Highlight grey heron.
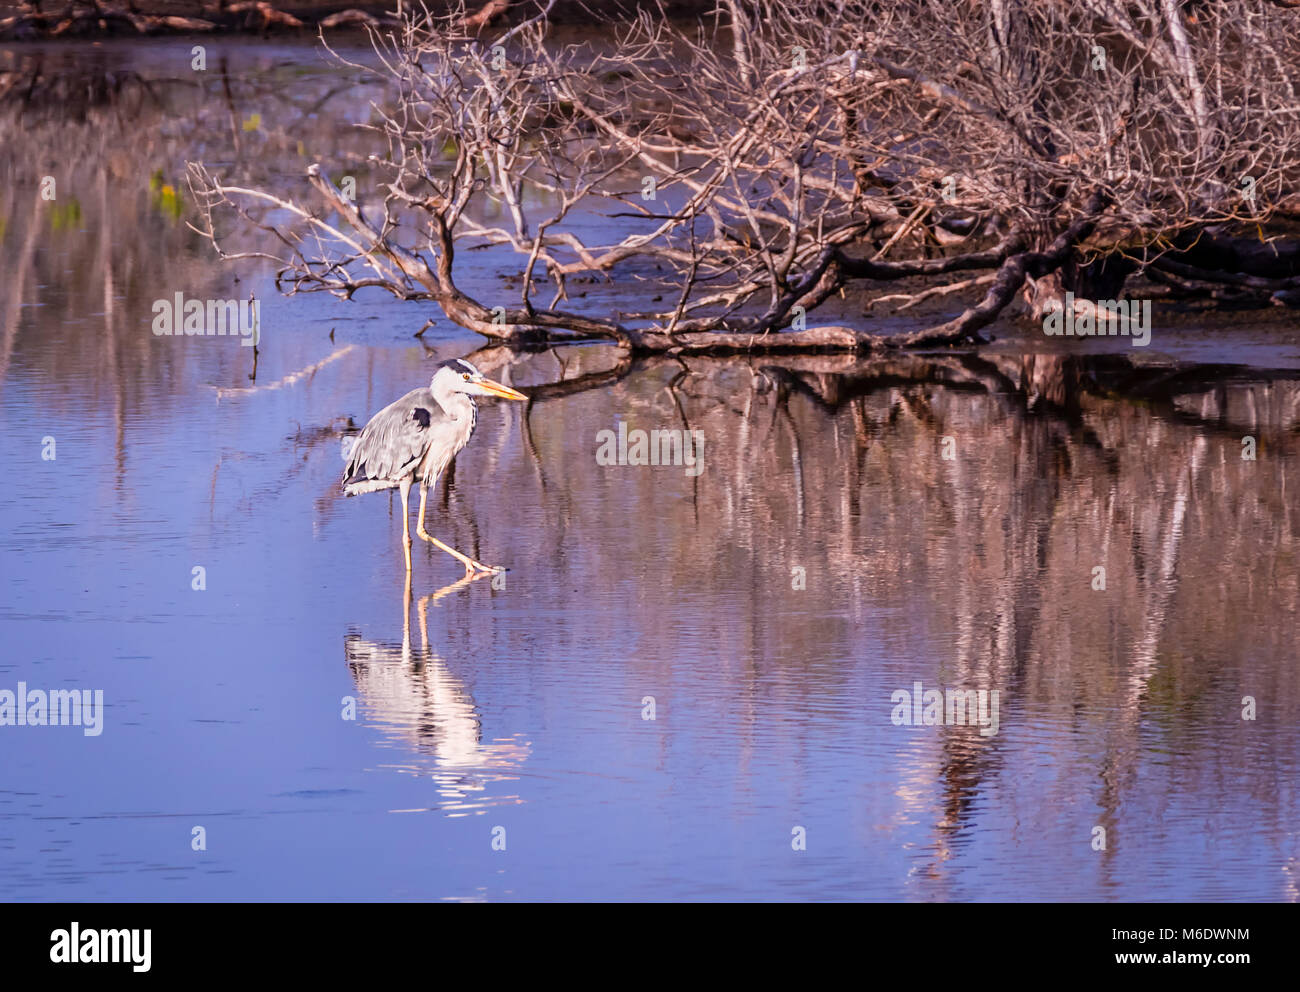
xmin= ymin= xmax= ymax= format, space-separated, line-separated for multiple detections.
xmin=343 ymin=357 xmax=527 ymax=575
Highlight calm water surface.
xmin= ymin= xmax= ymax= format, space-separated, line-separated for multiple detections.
xmin=1 ymin=39 xmax=1298 ymax=901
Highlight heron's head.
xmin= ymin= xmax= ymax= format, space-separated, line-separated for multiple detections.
xmin=432 ymin=358 xmax=527 ymax=402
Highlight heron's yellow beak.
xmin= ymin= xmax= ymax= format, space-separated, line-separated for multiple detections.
xmin=478 ymin=378 xmax=528 ymax=401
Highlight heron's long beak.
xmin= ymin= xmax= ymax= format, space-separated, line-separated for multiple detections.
xmin=478 ymin=378 xmax=528 ymax=401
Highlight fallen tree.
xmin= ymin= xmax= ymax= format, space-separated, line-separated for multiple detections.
xmin=189 ymin=0 xmax=1300 ymax=355
xmin=0 ymin=0 xmax=523 ymax=38
xmin=0 ymin=0 xmax=313 ymax=37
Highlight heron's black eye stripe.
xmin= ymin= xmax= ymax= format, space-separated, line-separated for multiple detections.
xmin=412 ymin=408 xmax=431 ymax=428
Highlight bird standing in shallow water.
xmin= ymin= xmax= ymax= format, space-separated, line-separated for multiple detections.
xmin=343 ymin=357 xmax=527 ymax=575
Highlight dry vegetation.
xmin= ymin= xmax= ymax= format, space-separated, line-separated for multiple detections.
xmin=189 ymin=0 xmax=1300 ymax=354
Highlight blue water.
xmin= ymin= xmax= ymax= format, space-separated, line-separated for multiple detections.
xmin=1 ymin=38 xmax=1298 ymax=901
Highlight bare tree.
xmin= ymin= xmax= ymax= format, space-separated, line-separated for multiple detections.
xmin=188 ymin=0 xmax=1300 ymax=355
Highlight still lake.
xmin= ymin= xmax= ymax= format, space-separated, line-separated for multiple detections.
xmin=1 ymin=38 xmax=1298 ymax=901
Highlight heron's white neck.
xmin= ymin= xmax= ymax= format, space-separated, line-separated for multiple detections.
xmin=431 ymin=379 xmax=476 ymax=421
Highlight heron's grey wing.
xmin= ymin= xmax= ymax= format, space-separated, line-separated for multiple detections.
xmin=343 ymin=387 xmax=447 ymax=489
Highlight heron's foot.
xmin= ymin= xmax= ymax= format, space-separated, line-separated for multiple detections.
xmin=415 ymin=527 xmax=497 ymax=575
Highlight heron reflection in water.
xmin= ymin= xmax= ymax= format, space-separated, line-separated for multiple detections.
xmin=344 ymin=573 xmax=531 ymax=812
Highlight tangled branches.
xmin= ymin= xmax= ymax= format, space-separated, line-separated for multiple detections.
xmin=189 ymin=0 xmax=1300 ymax=354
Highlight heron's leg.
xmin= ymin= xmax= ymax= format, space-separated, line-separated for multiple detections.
xmin=399 ymin=478 xmax=413 ymax=574
xmin=401 ymin=567 xmax=412 ymax=654
xmin=415 ymin=480 xmax=501 ymax=574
